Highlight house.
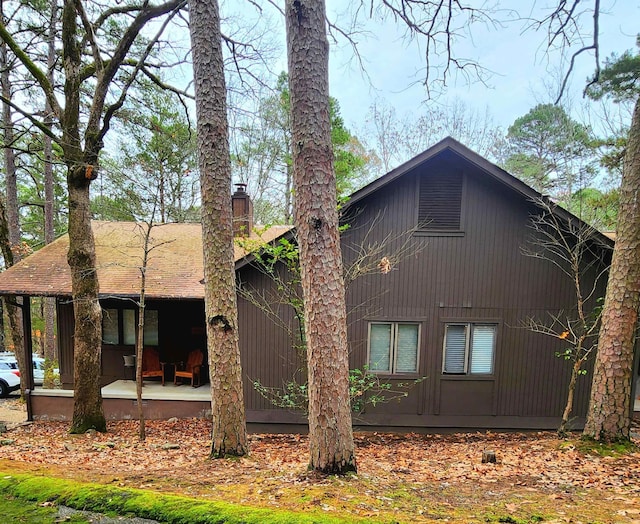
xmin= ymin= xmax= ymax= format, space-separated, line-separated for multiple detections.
xmin=0 ymin=138 xmax=634 ymax=429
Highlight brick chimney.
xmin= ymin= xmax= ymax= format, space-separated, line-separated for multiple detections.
xmin=232 ymin=183 xmax=253 ymax=237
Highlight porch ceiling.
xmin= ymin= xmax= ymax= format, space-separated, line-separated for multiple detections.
xmin=0 ymin=221 xmax=291 ymax=299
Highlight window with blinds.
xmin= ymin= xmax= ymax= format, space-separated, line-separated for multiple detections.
xmin=443 ymin=323 xmax=496 ymax=375
xmin=418 ymin=171 xmax=463 ymax=230
xmin=368 ymin=322 xmax=420 ymax=374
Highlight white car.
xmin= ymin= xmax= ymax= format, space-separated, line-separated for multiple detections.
xmin=0 ymin=365 xmax=20 ymax=397
xmin=0 ymin=355 xmax=55 ymax=387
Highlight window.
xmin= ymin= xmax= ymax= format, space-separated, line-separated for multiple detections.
xmin=102 ymin=308 xmax=158 ymax=346
xmin=418 ymin=172 xmax=463 ymax=231
xmin=368 ymin=322 xmax=420 ymax=374
xmin=102 ymin=309 xmax=120 ymax=345
xmin=443 ymin=323 xmax=496 ymax=374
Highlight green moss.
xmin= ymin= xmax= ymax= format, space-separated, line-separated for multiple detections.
xmin=0 ymin=473 xmax=371 ymax=523
xmin=574 ymin=437 xmax=638 ymax=456
xmin=0 ymin=493 xmax=87 ymax=523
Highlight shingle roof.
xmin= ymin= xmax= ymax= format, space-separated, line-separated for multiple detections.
xmin=0 ymin=221 xmax=291 ymax=299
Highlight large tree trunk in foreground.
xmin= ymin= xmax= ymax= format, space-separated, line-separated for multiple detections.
xmin=583 ymin=97 xmax=640 ymax=442
xmin=62 ymin=0 xmax=105 ymax=434
xmin=189 ymin=0 xmax=247 ymax=457
xmin=286 ymin=0 xmax=356 ymax=474
xmin=68 ymin=173 xmax=105 ymax=433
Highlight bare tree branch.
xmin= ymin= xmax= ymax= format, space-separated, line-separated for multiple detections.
xmin=0 ymin=20 xmax=62 ymax=119
xmin=97 ymin=2 xmax=186 ymax=146
xmin=0 ymin=94 xmax=60 ymax=143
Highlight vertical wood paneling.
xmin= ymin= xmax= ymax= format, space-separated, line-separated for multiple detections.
xmin=51 ymin=149 xmax=609 ymax=429
xmin=338 ymin=153 xmax=609 ymax=425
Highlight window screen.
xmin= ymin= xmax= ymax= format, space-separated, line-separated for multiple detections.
xmin=368 ymin=322 xmax=420 ymax=374
xmin=396 ymin=324 xmax=419 ymax=373
xmin=144 ymin=310 xmax=159 ymax=346
xmin=470 ymin=325 xmax=495 ymax=374
xmin=102 ymin=309 xmax=119 ymax=345
xmin=444 ymin=324 xmax=467 ymax=373
xmin=123 ymin=309 xmax=136 ymax=345
xmin=369 ymin=323 xmax=392 ymax=372
xmin=101 ymin=307 xmax=159 ymax=346
xmin=443 ymin=323 xmax=496 ymax=375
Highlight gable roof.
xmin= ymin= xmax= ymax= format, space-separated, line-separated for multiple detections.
xmin=349 ymin=136 xmax=542 ymax=205
xmin=0 ymin=221 xmax=291 ymax=299
xmin=0 ymin=137 xmax=612 ymax=298
xmin=346 ymin=136 xmax=613 ymax=247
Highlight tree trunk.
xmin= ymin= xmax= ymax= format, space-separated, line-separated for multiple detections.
xmin=583 ymin=97 xmax=640 ymax=442
xmin=0 ymin=35 xmax=25 ymax=391
xmin=61 ymin=0 xmax=105 ymax=434
xmin=43 ymin=0 xmax=58 ymax=386
xmin=189 ymin=0 xmax=247 ymax=457
xmin=285 ymin=0 xmax=356 ymax=474
xmin=1 ymin=37 xmax=19 ymax=257
xmin=559 ymin=359 xmax=580 ymax=437
xmin=68 ymin=170 xmax=106 ymax=433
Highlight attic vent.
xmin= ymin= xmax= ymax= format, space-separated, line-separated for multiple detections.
xmin=418 ymin=172 xmax=463 ymax=230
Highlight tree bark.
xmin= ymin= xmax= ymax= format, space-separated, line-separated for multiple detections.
xmin=1 ymin=25 xmax=25 ymax=392
xmin=135 ymin=224 xmax=150 ymax=442
xmin=67 ymin=169 xmax=105 ymax=433
xmin=1 ymin=36 xmax=19 ymax=257
xmin=43 ymin=0 xmax=58 ymax=385
xmin=62 ymin=0 xmax=105 ymax=433
xmin=189 ymin=0 xmax=247 ymax=457
xmin=285 ymin=0 xmax=356 ymax=474
xmin=583 ymin=97 xmax=640 ymax=442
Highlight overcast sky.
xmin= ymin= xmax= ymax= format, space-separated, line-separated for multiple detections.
xmin=318 ymin=1 xmax=638 ymax=134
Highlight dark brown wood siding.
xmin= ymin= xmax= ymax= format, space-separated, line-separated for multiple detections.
xmin=54 ymin=150 xmax=611 ymax=429
xmin=236 ymin=150 xmax=610 ymax=429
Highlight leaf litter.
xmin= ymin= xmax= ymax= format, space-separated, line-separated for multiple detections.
xmin=0 ymin=418 xmax=639 ymax=522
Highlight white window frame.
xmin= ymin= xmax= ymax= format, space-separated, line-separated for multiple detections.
xmin=442 ymin=323 xmax=496 ymax=375
xmin=367 ymin=322 xmax=421 ymax=375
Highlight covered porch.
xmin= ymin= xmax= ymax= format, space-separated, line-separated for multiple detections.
xmin=28 ymin=380 xmax=212 ymax=421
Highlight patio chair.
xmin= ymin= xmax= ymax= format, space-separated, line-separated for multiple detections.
xmin=142 ymin=347 xmax=166 ymax=386
xmin=173 ymin=349 xmax=204 ymax=387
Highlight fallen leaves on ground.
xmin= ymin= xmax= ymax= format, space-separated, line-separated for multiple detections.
xmin=1 ymin=419 xmax=639 ymax=523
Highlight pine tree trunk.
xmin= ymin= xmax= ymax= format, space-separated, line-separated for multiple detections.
xmin=286 ymin=0 xmax=356 ymax=474
xmin=583 ymin=97 xmax=640 ymax=442
xmin=189 ymin=0 xmax=247 ymax=457
xmin=1 ymin=32 xmax=25 ymax=392
xmin=1 ymin=38 xmax=19 ymax=257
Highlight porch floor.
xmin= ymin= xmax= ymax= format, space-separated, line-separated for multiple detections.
xmin=102 ymin=380 xmax=211 ymax=401
xmin=32 ymin=379 xmax=211 ymax=402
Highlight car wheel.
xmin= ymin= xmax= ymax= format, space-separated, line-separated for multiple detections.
xmin=0 ymin=380 xmax=8 ymax=398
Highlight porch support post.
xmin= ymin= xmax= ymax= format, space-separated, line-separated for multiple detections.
xmin=21 ymin=295 xmax=34 ymax=397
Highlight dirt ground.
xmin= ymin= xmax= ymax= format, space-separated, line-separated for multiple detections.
xmin=0 ymin=415 xmax=639 ymax=523
xmin=0 ymin=395 xmax=27 ymax=426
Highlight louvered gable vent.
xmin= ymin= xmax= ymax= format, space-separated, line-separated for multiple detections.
xmin=418 ymin=171 xmax=462 ymax=230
